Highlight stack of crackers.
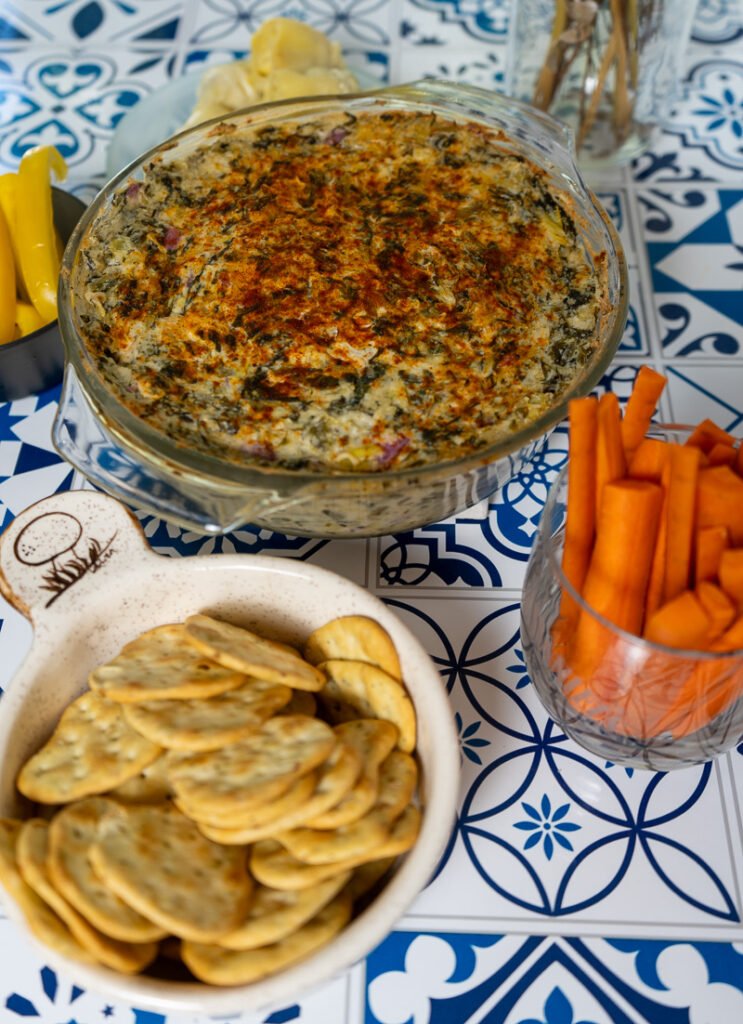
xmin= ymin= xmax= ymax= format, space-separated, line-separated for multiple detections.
xmin=0 ymin=613 xmax=421 ymax=986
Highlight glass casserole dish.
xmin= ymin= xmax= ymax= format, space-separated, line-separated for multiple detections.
xmin=55 ymin=79 xmax=628 ymax=538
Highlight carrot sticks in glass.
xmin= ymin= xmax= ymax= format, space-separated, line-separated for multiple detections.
xmin=554 ymin=370 xmax=743 ymax=738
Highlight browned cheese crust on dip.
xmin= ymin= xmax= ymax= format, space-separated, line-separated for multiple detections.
xmin=76 ymin=109 xmax=606 ymax=472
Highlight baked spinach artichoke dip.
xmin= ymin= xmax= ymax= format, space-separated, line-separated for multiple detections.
xmin=76 ymin=109 xmax=607 ymax=473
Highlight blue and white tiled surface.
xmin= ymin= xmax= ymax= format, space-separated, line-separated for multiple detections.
xmin=1 ymin=1 xmax=742 ymax=1022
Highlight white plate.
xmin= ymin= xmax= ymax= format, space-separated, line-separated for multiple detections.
xmin=106 ymin=67 xmax=380 ymax=178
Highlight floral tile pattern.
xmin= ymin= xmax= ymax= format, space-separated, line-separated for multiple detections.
xmin=0 ymin=44 xmax=177 ymax=177
xmin=365 ymin=933 xmax=743 ymax=1024
xmin=641 ymin=187 xmax=743 ymax=358
xmin=0 ymin=2 xmax=742 ymax=1023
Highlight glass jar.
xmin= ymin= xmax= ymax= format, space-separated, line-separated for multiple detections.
xmin=507 ymin=0 xmax=699 ymax=167
xmin=520 ymin=442 xmax=743 ymax=770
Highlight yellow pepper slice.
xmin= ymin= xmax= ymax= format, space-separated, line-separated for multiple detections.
xmin=0 ymin=203 xmax=16 ymax=345
xmin=16 ymin=145 xmax=68 ymax=323
xmin=15 ymin=300 xmax=45 ymax=338
xmin=0 ymin=173 xmax=29 ymax=301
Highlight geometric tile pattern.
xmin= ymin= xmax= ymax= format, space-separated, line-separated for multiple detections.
xmin=0 ymin=1 xmax=742 ymax=1022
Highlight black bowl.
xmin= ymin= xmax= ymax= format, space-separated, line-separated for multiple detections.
xmin=0 ymin=187 xmax=87 ymax=402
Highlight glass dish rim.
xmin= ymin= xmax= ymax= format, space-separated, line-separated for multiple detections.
xmin=58 ymin=78 xmax=628 ymax=488
xmin=541 ymin=423 xmax=743 ymax=661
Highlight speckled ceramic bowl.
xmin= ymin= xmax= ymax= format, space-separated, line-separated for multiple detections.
xmin=0 ymin=489 xmax=460 ymax=1016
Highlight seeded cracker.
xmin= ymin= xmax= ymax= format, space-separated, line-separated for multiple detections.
xmin=307 ymin=719 xmax=398 ymax=829
xmin=185 ymin=614 xmax=326 ymax=691
xmin=250 ymin=806 xmax=421 ymax=890
xmin=89 ymin=623 xmax=247 ymax=702
xmin=166 ymin=715 xmax=336 ymax=816
xmin=0 ymin=819 xmax=95 ymax=965
xmin=182 ymin=891 xmax=352 ymax=986
xmin=17 ymin=690 xmax=162 ymax=804
xmin=318 ymin=660 xmax=416 ymax=752
xmin=105 ymin=755 xmax=173 ymax=804
xmin=89 ymin=802 xmax=252 ymax=942
xmin=47 ymin=798 xmax=167 ymax=943
xmin=347 ymin=857 xmax=396 ymax=902
xmin=121 ymin=677 xmax=292 ymax=751
xmin=180 ymin=771 xmax=319 ymax=831
xmin=304 ymin=616 xmax=403 ymax=680
xmin=280 ymin=690 xmax=318 ymax=717
xmin=277 ymin=751 xmax=417 ymax=864
xmin=218 ymin=873 xmax=351 ymax=951
xmin=195 ymin=741 xmax=361 ymax=844
xmin=17 ymin=819 xmax=159 ymax=973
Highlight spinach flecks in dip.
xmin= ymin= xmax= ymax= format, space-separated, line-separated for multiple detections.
xmin=76 ymin=110 xmax=605 ymax=472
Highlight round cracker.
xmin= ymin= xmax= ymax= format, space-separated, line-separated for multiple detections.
xmin=276 ymin=752 xmax=417 ymax=865
xmin=121 ymin=677 xmax=292 ymax=751
xmin=304 ymin=615 xmax=402 ymax=680
xmin=179 ymin=771 xmax=318 ymax=832
xmin=167 ymin=715 xmax=336 ymax=816
xmin=279 ymin=690 xmax=317 ymax=717
xmin=89 ymin=623 xmax=247 ymax=703
xmin=317 ymin=660 xmax=416 ymax=752
xmin=185 ymin=614 xmax=326 ymax=692
xmin=89 ymin=802 xmax=252 ymax=942
xmin=182 ymin=891 xmax=352 ymax=986
xmin=218 ymin=873 xmax=350 ymax=951
xmin=195 ymin=741 xmax=361 ymax=844
xmin=47 ymin=798 xmax=167 ymax=943
xmin=0 ymin=819 xmax=95 ymax=965
xmin=307 ymin=719 xmax=398 ymax=829
xmin=105 ymin=760 xmax=173 ymax=805
xmin=17 ymin=690 xmax=162 ymax=805
xmin=17 ymin=819 xmax=159 ymax=974
xmin=250 ymin=806 xmax=421 ymax=890
xmin=347 ymin=857 xmax=396 ymax=903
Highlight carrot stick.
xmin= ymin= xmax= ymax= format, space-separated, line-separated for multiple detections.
xmin=694 ymin=525 xmax=728 ymax=584
xmin=708 ymin=443 xmax=737 ymax=467
xmin=620 ymin=366 xmax=666 ymax=455
xmin=696 ymin=581 xmax=736 ymax=640
xmin=559 ymin=397 xmax=599 ymax=628
xmin=696 ymin=466 xmax=743 ymax=544
xmin=595 ymin=392 xmax=626 ymax=520
xmin=628 ymin=437 xmax=670 ymax=482
xmin=735 ymin=443 xmax=743 ymax=478
xmin=719 ymin=549 xmax=743 ymax=608
xmin=644 ymin=590 xmax=710 ymax=648
xmin=569 ymin=479 xmax=663 ymax=698
xmin=645 ymin=459 xmax=671 ymax=621
xmin=685 ymin=418 xmax=735 ymax=453
xmin=663 ymin=443 xmax=701 ymax=603
xmin=701 ymin=662 xmax=743 ymax=730
xmin=714 ymin=615 xmax=743 ymax=652
xmin=652 ymin=654 xmax=742 ymax=739
xmin=617 ymin=650 xmax=698 ymax=739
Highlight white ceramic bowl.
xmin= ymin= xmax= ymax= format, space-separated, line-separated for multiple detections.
xmin=0 ymin=490 xmax=460 ymax=1016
